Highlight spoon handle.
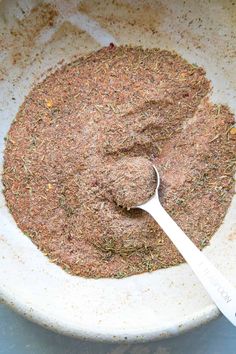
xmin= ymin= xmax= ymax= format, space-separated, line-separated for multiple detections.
xmin=141 ymin=196 xmax=236 ymax=327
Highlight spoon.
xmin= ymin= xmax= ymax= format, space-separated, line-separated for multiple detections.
xmin=136 ymin=166 xmax=236 ymax=326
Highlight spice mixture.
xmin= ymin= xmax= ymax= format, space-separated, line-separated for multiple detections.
xmin=3 ymin=46 xmax=236 ymax=278
xmin=105 ymin=157 xmax=156 ymax=209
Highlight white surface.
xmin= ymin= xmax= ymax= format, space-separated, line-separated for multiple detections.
xmin=0 ymin=0 xmax=236 ymax=342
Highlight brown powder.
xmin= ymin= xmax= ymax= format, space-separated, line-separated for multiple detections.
xmin=105 ymin=157 xmax=156 ymax=209
xmin=3 ymin=45 xmax=236 ymax=278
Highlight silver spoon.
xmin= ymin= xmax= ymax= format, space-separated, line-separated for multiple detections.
xmin=136 ymin=166 xmax=236 ymax=327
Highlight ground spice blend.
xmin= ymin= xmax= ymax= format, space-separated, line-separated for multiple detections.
xmin=106 ymin=157 xmax=157 ymax=209
xmin=3 ymin=45 xmax=236 ymax=278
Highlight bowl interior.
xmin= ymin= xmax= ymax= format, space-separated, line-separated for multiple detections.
xmin=0 ymin=0 xmax=236 ymax=342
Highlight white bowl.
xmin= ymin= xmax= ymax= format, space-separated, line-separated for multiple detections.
xmin=0 ymin=0 xmax=236 ymax=343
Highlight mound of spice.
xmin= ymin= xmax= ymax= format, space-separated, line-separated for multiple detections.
xmin=105 ymin=157 xmax=156 ymax=209
xmin=3 ymin=45 xmax=236 ymax=278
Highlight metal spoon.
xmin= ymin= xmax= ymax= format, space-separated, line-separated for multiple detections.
xmin=136 ymin=166 xmax=236 ymax=326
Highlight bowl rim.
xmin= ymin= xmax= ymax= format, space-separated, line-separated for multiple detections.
xmin=0 ymin=287 xmax=220 ymax=343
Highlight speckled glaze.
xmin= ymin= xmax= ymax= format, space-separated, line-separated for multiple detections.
xmin=0 ymin=0 xmax=236 ymax=343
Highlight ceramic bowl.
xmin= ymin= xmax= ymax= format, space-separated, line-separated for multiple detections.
xmin=0 ymin=0 xmax=235 ymax=342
